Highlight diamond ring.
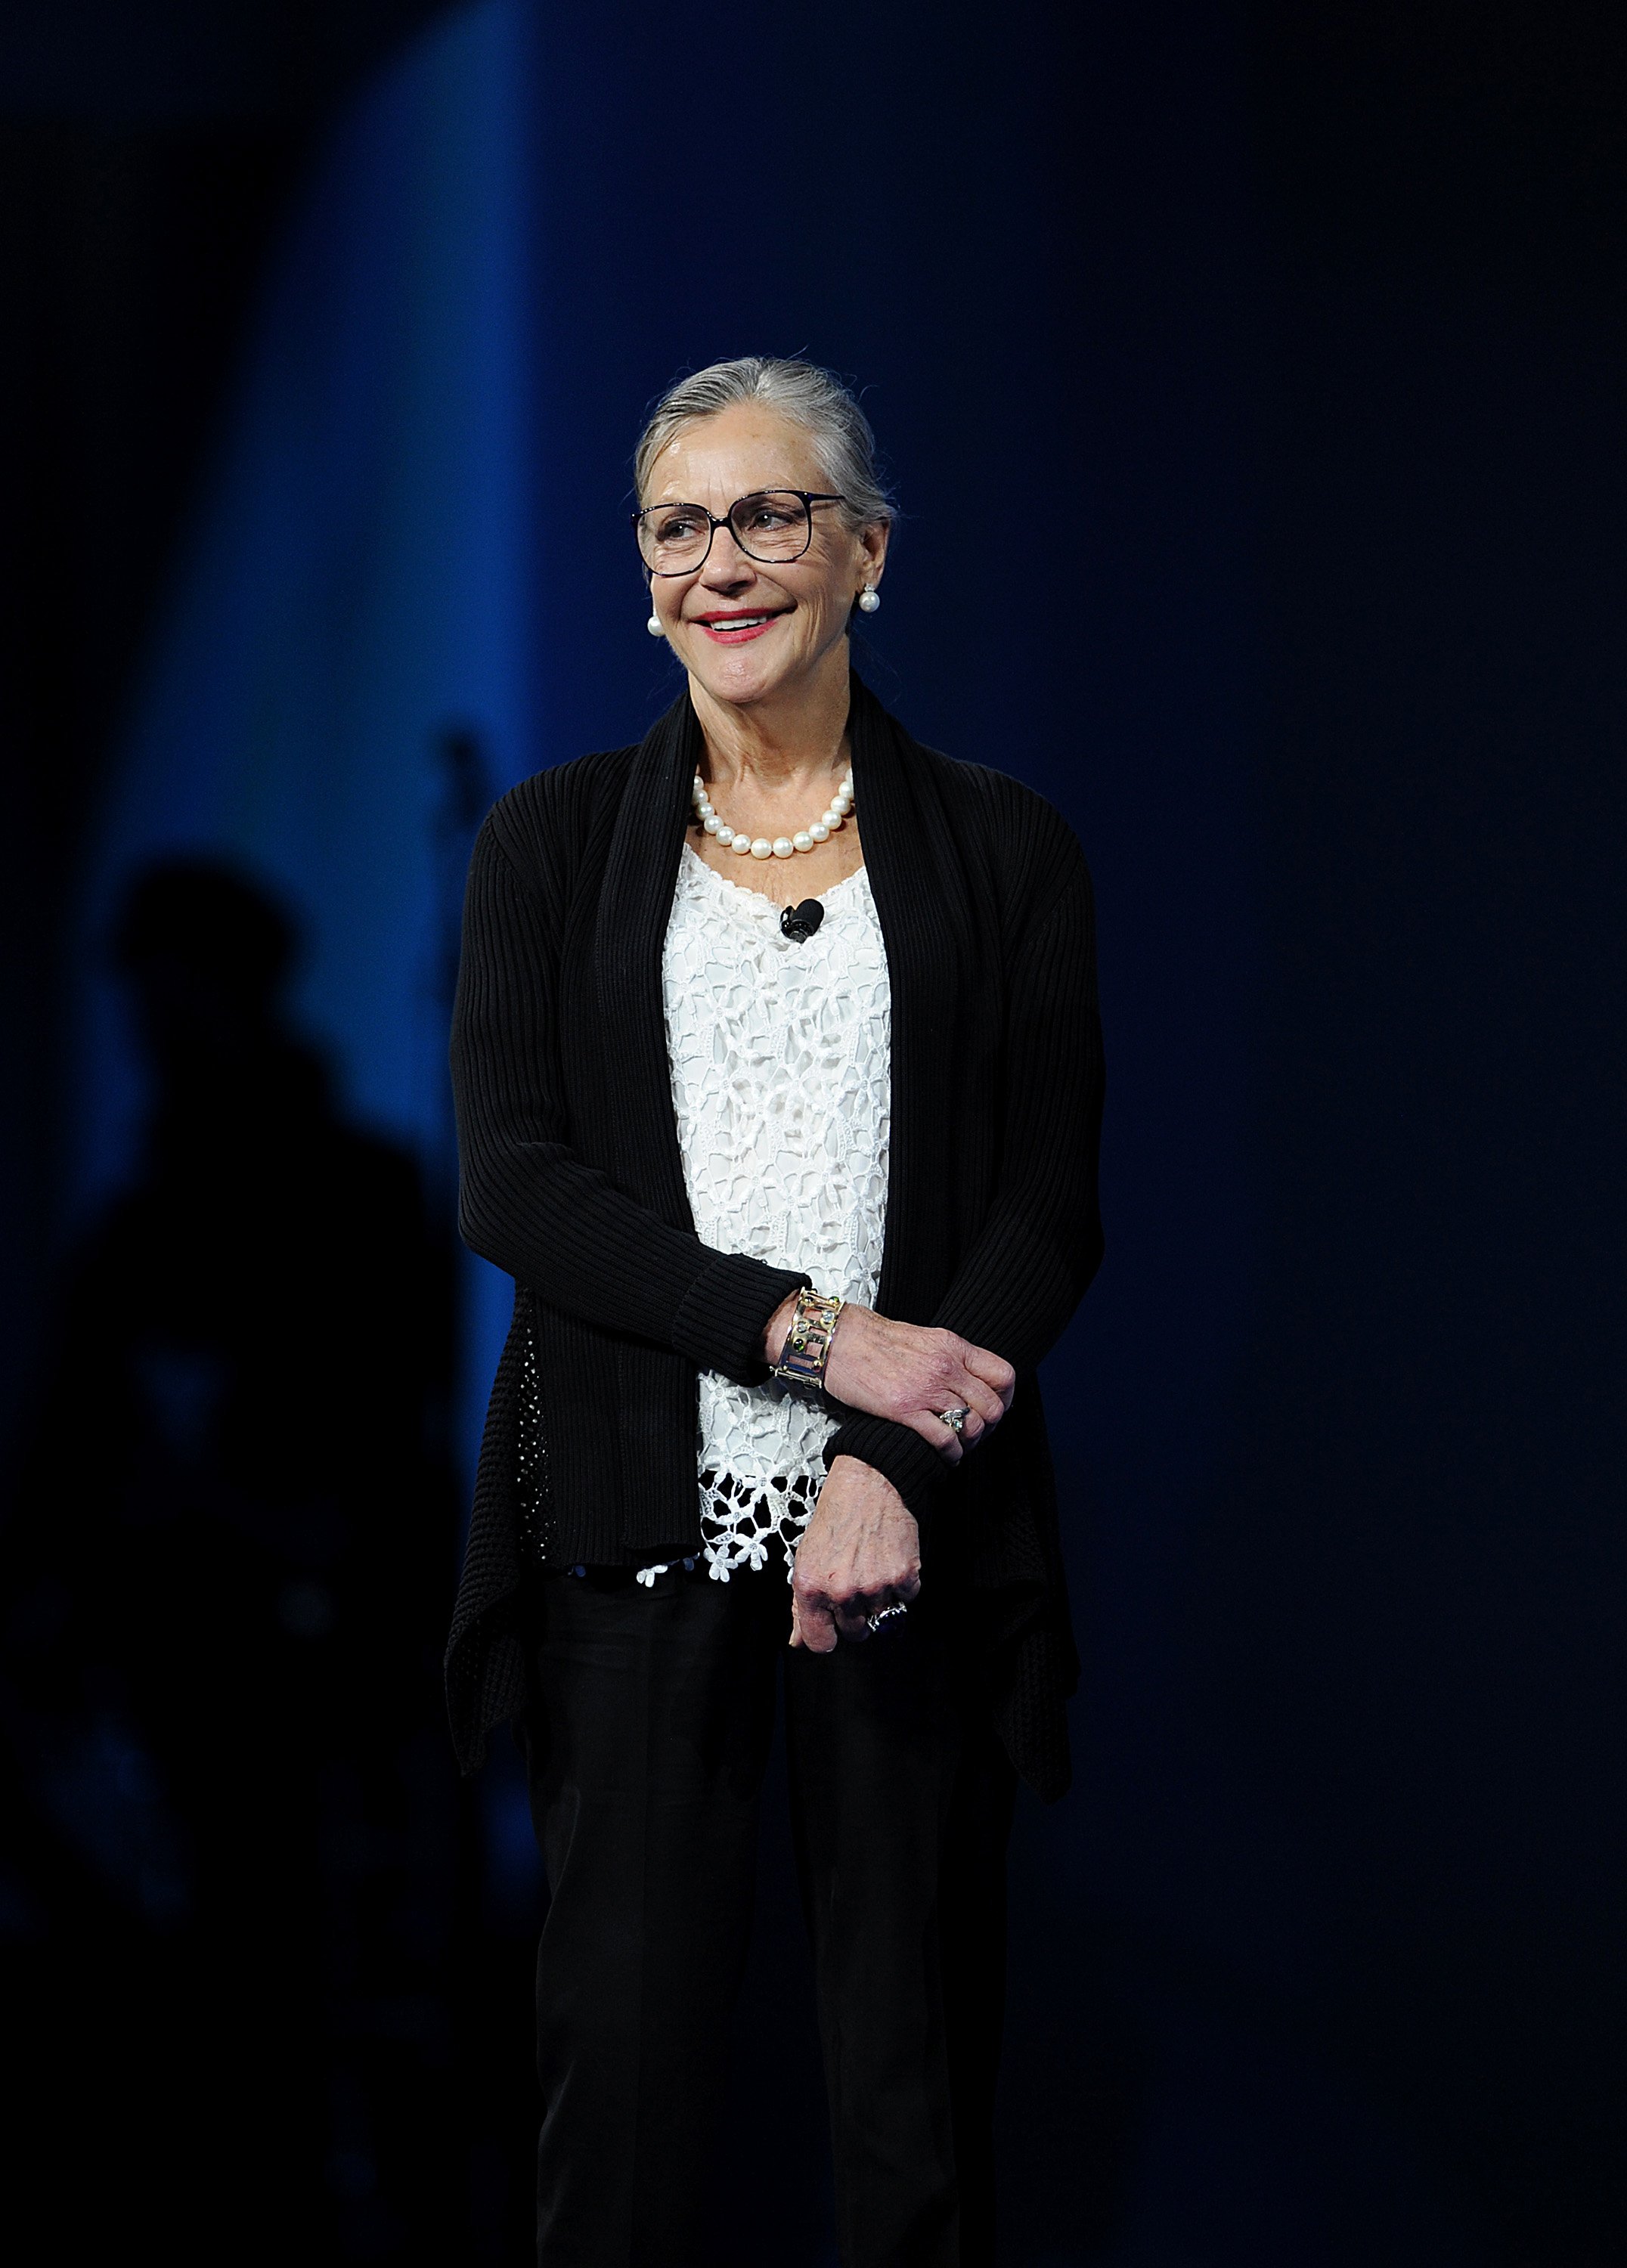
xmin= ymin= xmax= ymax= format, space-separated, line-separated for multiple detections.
xmin=937 ymin=1405 xmax=970 ymax=1436
xmin=866 ymin=1601 xmax=909 ymax=1634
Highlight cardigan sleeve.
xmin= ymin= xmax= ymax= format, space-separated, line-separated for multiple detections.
xmin=823 ymin=843 xmax=1105 ymax=1510
xmin=452 ymin=816 xmax=807 ymax=1383
xmin=928 ymin=841 xmax=1105 ymax=1360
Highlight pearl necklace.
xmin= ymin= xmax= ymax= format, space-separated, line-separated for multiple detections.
xmin=691 ymin=767 xmax=854 ymax=860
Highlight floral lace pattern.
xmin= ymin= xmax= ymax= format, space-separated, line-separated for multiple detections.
xmin=659 ymin=842 xmax=891 ymax=1582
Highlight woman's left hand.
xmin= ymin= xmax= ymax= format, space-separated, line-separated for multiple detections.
xmin=790 ymin=1454 xmax=922 ymax=1653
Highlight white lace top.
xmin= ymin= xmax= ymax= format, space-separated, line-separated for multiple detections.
xmin=654 ymin=841 xmax=891 ymax=1583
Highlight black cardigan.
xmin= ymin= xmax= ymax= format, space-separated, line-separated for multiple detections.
xmin=446 ymin=673 xmax=1105 ymax=1797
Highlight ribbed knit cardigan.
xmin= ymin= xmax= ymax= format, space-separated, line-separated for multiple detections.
xmin=446 ymin=672 xmax=1105 ymax=1799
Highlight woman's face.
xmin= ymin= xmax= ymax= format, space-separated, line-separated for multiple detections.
xmin=642 ymin=404 xmax=888 ymax=711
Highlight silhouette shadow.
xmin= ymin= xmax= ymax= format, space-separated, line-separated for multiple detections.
xmin=0 ymin=860 xmax=484 ymax=2261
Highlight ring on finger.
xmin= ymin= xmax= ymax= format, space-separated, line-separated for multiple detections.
xmin=866 ymin=1600 xmax=909 ymax=1634
xmin=937 ymin=1405 xmax=971 ymax=1436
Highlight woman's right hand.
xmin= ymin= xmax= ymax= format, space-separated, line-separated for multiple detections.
xmin=763 ymin=1297 xmax=1015 ymax=1463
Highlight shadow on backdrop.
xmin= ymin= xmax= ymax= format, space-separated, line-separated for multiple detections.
xmin=0 ymin=860 xmax=538 ymax=2262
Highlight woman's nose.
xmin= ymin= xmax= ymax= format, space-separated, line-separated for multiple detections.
xmin=699 ymin=522 xmax=752 ymax=584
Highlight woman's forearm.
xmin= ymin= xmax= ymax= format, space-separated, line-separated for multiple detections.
xmin=761 ymin=1289 xmax=801 ymax=1365
xmin=455 ymin=817 xmax=807 ymax=1379
xmin=459 ymin=1146 xmax=806 ymax=1381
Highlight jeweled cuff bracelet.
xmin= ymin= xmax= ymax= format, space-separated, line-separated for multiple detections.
xmin=767 ymin=1286 xmax=844 ymax=1403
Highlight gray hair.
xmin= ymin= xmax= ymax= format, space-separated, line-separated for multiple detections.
xmin=634 ymin=357 xmax=894 ymax=532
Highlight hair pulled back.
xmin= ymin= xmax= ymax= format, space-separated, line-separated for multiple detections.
xmin=634 ymin=357 xmax=894 ymax=534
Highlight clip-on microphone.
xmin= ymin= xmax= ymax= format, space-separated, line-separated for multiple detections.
xmin=779 ymin=899 xmax=825 ymax=944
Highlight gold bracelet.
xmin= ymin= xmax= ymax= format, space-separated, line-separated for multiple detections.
xmin=768 ymin=1287 xmax=844 ymax=1403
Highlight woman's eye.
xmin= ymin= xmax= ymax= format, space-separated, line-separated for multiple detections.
xmin=655 ymin=513 xmax=702 ymax=542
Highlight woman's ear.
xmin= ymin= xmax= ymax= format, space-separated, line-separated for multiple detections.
xmin=859 ymin=516 xmax=890 ymax=592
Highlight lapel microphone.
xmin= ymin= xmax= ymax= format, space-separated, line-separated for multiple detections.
xmin=779 ymin=898 xmax=825 ymax=943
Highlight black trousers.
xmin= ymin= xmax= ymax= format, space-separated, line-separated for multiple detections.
xmin=519 ymin=1559 xmax=1017 ymax=2268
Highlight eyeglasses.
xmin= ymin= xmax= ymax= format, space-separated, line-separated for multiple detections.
xmin=632 ymin=488 xmax=846 ymax=576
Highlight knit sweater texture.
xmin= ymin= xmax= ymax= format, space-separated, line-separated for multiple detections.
xmin=445 ymin=672 xmax=1105 ymax=1798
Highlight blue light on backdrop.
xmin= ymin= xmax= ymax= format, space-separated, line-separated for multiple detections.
xmin=76 ymin=0 xmax=537 ymax=1481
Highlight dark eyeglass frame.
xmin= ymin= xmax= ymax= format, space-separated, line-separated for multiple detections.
xmin=632 ymin=488 xmax=847 ymax=576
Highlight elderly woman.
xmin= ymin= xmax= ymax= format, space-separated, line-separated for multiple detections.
xmin=447 ymin=357 xmax=1104 ymax=2268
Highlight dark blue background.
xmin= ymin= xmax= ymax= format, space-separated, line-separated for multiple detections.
xmin=2 ymin=5 xmax=1622 ymax=2263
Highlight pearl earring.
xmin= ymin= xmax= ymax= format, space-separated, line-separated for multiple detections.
xmin=857 ymin=585 xmax=881 ymax=614
xmin=646 ymin=610 xmax=664 ymax=637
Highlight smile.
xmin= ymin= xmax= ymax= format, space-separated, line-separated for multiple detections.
xmin=695 ymin=612 xmax=786 ymax=643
